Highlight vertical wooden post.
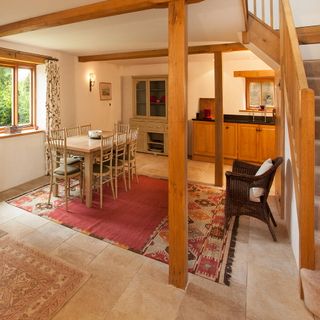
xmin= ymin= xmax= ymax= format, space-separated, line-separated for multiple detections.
xmin=214 ymin=52 xmax=223 ymax=187
xmin=168 ymin=0 xmax=188 ymax=289
xmin=299 ymin=88 xmax=315 ymax=271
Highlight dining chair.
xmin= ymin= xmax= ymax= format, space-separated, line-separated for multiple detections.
xmin=125 ymin=128 xmax=139 ymax=189
xmin=92 ymin=135 xmax=115 ymax=208
xmin=112 ymin=132 xmax=128 ymax=198
xmin=114 ymin=122 xmax=130 ymax=134
xmin=80 ymin=124 xmax=92 ymax=135
xmin=47 ymin=128 xmax=83 ymax=211
xmin=66 ymin=126 xmax=80 ymax=137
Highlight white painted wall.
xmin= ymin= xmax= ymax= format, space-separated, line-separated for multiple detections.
xmin=120 ymin=51 xmax=271 ymax=121
xmin=74 ymin=62 xmax=122 ymax=131
xmin=0 ymin=40 xmax=77 ymax=192
xmin=284 ymin=119 xmax=299 ymax=266
xmin=0 ymin=132 xmax=46 ymax=191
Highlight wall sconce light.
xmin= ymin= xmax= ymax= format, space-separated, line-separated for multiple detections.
xmin=89 ymin=73 xmax=96 ymax=92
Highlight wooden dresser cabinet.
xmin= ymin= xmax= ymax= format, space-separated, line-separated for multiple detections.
xmin=192 ymin=120 xmax=275 ymax=163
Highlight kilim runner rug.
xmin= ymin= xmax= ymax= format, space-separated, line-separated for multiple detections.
xmin=7 ymin=175 xmax=238 ymax=285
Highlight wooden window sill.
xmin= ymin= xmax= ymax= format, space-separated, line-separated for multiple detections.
xmin=0 ymin=129 xmax=45 ymax=139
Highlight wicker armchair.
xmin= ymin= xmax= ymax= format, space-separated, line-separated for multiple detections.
xmin=224 ymin=157 xmax=283 ymax=241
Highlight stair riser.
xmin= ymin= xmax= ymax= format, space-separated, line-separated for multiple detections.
xmin=316 ymin=98 xmax=320 ymax=117
xmin=316 ymin=120 xmax=320 ymax=139
xmin=316 ymin=144 xmax=320 ymax=166
xmin=316 ymin=172 xmax=320 ymax=195
xmin=308 ymin=78 xmax=320 ymax=96
xmin=304 ymin=61 xmax=320 ymax=77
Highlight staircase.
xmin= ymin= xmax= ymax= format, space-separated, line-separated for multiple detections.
xmin=301 ymin=60 xmax=320 ymax=318
xmin=304 ymin=59 xmax=320 ymax=268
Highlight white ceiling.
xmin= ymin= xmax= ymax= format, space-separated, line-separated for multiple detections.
xmin=1 ymin=0 xmax=245 ymax=56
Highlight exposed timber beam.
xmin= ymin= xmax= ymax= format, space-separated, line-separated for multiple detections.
xmin=168 ymin=0 xmax=188 ymax=289
xmin=0 ymin=0 xmax=203 ymax=37
xmin=78 ymin=43 xmax=247 ymax=62
xmin=297 ymin=25 xmax=320 ymax=45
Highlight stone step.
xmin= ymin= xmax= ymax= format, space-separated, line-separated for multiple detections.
xmin=316 ymin=117 xmax=320 ymax=140
xmin=304 ymin=60 xmax=320 ymax=77
xmin=316 ymin=196 xmax=320 ymax=232
xmin=316 ymin=166 xmax=320 ymax=195
xmin=301 ymin=268 xmax=320 ymax=317
xmin=308 ymin=77 xmax=320 ymax=96
xmin=316 ymin=140 xmax=320 ymax=166
xmin=316 ymin=97 xmax=320 ymax=117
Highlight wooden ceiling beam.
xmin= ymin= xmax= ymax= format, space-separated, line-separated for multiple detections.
xmin=78 ymin=43 xmax=247 ymax=62
xmin=297 ymin=25 xmax=320 ymax=45
xmin=0 ymin=0 xmax=203 ymax=37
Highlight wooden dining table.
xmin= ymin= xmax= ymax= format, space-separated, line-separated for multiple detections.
xmin=66 ymin=131 xmax=113 ymax=208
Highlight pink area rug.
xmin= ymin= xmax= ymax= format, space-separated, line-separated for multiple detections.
xmin=8 ymin=176 xmax=237 ymax=284
xmin=0 ymin=236 xmax=89 ymax=320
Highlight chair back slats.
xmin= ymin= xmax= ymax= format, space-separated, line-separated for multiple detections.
xmin=66 ymin=126 xmax=80 ymax=137
xmin=47 ymin=128 xmax=68 ymax=173
xmin=114 ymin=123 xmax=130 ymax=134
xmin=80 ymin=124 xmax=92 ymax=135
xmin=100 ymin=135 xmax=114 ymax=169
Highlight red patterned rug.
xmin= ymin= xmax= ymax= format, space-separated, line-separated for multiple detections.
xmin=0 ymin=236 xmax=89 ymax=320
xmin=7 ymin=176 xmax=237 ymax=284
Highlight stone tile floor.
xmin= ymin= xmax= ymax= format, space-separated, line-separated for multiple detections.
xmin=0 ymin=153 xmax=314 ymax=319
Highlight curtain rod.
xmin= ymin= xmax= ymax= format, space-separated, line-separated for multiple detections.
xmin=0 ymin=46 xmax=59 ymax=63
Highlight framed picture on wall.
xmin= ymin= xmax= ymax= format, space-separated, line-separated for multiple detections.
xmin=99 ymin=82 xmax=112 ymax=100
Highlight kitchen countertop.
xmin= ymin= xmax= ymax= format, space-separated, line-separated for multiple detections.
xmin=192 ymin=114 xmax=275 ymax=125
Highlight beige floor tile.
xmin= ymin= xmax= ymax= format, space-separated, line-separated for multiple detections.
xmin=21 ymin=228 xmax=65 ymax=253
xmin=0 ymin=219 xmax=35 ymax=239
xmin=65 ymin=232 xmax=109 ymax=256
xmin=37 ymin=220 xmax=76 ymax=240
xmin=136 ymin=257 xmax=169 ymax=284
xmin=14 ymin=212 xmax=48 ymax=228
xmin=177 ymin=274 xmax=246 ymax=320
xmin=0 ymin=202 xmax=24 ymax=223
xmin=246 ymin=264 xmax=313 ymax=320
xmin=52 ymin=242 xmax=96 ymax=268
xmin=87 ymin=244 xmax=145 ymax=280
xmin=109 ymin=272 xmax=185 ymax=320
xmin=53 ymin=277 xmax=119 ymax=320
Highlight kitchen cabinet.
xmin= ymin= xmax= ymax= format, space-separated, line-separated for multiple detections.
xmin=237 ymin=123 xmax=276 ymax=162
xmin=192 ymin=121 xmax=215 ymax=162
xmin=224 ymin=123 xmax=237 ymax=159
xmin=192 ymin=120 xmax=275 ymax=163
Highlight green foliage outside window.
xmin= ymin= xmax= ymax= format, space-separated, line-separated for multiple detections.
xmin=0 ymin=65 xmax=32 ymax=128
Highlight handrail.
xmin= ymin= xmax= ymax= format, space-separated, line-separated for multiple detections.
xmin=247 ymin=0 xmax=315 ymax=272
xmin=280 ymin=0 xmax=315 ymax=271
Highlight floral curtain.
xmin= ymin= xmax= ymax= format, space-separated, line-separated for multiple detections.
xmin=45 ymin=60 xmax=61 ymax=176
xmin=45 ymin=60 xmax=61 ymax=132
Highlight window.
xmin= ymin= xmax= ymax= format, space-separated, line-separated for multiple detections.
xmin=0 ymin=62 xmax=35 ymax=131
xmin=246 ymin=77 xmax=274 ymax=109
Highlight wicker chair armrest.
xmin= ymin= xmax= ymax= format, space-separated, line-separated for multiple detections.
xmin=225 ymin=170 xmax=256 ymax=183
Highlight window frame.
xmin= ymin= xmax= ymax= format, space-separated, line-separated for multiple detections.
xmin=0 ymin=60 xmax=36 ymax=132
xmin=245 ymin=77 xmax=275 ymax=110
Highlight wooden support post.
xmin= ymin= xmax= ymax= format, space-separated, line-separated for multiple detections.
xmin=214 ymin=52 xmax=223 ymax=187
xmin=168 ymin=0 xmax=188 ymax=289
xmin=299 ymin=88 xmax=315 ymax=271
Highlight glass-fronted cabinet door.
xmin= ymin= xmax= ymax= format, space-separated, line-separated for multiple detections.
xmin=149 ymin=80 xmax=166 ymax=118
xmin=135 ymin=80 xmax=147 ymax=116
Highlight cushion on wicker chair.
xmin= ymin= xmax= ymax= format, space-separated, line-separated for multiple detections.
xmin=249 ymin=158 xmax=273 ymax=202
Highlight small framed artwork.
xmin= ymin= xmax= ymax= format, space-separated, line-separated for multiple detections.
xmin=99 ymin=82 xmax=112 ymax=100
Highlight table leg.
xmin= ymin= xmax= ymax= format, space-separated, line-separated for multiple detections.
xmin=84 ymin=153 xmax=93 ymax=207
